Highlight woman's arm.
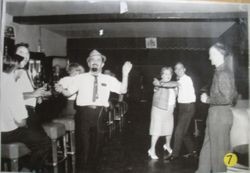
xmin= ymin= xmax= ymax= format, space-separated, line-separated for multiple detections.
xmin=160 ymin=81 xmax=179 ymax=88
xmin=153 ymin=78 xmax=178 ymax=88
xmin=55 ymin=84 xmax=75 ymax=97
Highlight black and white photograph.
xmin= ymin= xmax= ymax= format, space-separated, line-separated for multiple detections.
xmin=0 ymin=0 xmax=249 ymax=173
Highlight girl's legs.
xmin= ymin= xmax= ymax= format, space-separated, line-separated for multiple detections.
xmin=149 ymin=135 xmax=159 ymax=158
xmin=164 ymin=135 xmax=173 ymax=154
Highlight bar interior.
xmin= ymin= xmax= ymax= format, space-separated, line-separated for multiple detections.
xmin=0 ymin=1 xmax=249 ymax=173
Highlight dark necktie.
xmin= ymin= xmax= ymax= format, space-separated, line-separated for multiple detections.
xmin=93 ymin=75 xmax=98 ymax=102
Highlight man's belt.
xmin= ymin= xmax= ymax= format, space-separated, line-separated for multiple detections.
xmin=85 ymin=105 xmax=102 ymax=109
xmin=210 ymin=104 xmax=231 ymax=107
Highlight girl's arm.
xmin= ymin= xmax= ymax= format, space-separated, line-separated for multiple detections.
xmin=160 ymin=81 xmax=179 ymax=88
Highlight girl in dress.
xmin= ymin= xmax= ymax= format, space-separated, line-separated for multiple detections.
xmin=148 ymin=67 xmax=177 ymax=159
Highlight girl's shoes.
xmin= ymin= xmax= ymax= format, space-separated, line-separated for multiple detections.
xmin=163 ymin=144 xmax=173 ymax=154
xmin=148 ymin=149 xmax=159 ymax=160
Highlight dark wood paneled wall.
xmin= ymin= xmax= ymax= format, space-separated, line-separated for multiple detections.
xmin=67 ymin=37 xmax=217 ymax=100
xmin=67 ymin=24 xmax=248 ymax=99
xmin=218 ymin=21 xmax=249 ymax=98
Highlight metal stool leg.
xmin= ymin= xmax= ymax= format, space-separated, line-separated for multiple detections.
xmin=63 ymin=135 xmax=67 ymax=159
xmin=10 ymin=159 xmax=18 ymax=172
xmin=52 ymin=139 xmax=58 ymax=166
xmin=69 ymin=131 xmax=76 ymax=173
xmin=3 ymin=161 xmax=8 ymax=171
xmin=68 ymin=131 xmax=76 ymax=155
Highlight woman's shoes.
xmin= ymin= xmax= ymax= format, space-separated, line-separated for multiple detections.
xmin=163 ymin=144 xmax=172 ymax=154
xmin=148 ymin=149 xmax=159 ymax=160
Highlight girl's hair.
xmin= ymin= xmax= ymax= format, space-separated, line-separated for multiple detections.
xmin=67 ymin=63 xmax=84 ymax=74
xmin=161 ymin=66 xmax=173 ymax=75
xmin=212 ymin=42 xmax=234 ymax=73
xmin=3 ymin=54 xmax=24 ymax=73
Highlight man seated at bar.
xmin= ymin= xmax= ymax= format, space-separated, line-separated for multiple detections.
xmin=1 ymin=54 xmax=51 ymax=172
xmin=14 ymin=43 xmax=49 ymax=129
xmin=55 ymin=49 xmax=132 ymax=172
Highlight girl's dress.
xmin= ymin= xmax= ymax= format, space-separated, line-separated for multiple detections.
xmin=149 ymin=86 xmax=176 ymax=136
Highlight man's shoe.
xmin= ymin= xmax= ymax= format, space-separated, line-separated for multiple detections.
xmin=164 ymin=154 xmax=178 ymax=162
xmin=183 ymin=151 xmax=198 ymax=159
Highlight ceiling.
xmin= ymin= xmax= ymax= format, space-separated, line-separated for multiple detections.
xmin=42 ymin=22 xmax=235 ymax=38
xmin=5 ymin=0 xmax=247 ymax=38
xmin=6 ymin=0 xmax=248 ymax=16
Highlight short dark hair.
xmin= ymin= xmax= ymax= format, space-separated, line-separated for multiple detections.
xmin=212 ymin=42 xmax=232 ymax=57
xmin=3 ymin=54 xmax=24 ymax=73
xmin=14 ymin=42 xmax=29 ymax=53
xmin=175 ymin=62 xmax=185 ymax=69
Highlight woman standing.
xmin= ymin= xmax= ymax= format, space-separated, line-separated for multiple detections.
xmin=196 ymin=42 xmax=237 ymax=173
xmin=148 ymin=67 xmax=177 ymax=159
xmin=58 ymin=63 xmax=85 ymax=117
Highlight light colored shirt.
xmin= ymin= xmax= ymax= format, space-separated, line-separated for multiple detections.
xmin=1 ymin=73 xmax=28 ymax=132
xmin=68 ymin=72 xmax=122 ymax=107
xmin=177 ymin=74 xmax=196 ymax=103
xmin=16 ymin=69 xmax=36 ymax=107
xmin=59 ymin=76 xmax=78 ymax=100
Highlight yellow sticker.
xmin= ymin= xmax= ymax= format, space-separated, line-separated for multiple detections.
xmin=224 ymin=153 xmax=238 ymax=167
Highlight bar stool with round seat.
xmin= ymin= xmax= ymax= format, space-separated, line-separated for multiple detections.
xmin=1 ymin=142 xmax=30 ymax=171
xmin=42 ymin=122 xmax=67 ymax=166
xmin=52 ymin=117 xmax=75 ymax=156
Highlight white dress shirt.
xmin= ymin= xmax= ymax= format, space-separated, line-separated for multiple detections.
xmin=1 ymin=73 xmax=28 ymax=132
xmin=177 ymin=74 xmax=196 ymax=103
xmin=16 ymin=69 xmax=36 ymax=107
xmin=59 ymin=76 xmax=78 ymax=100
xmin=68 ymin=72 xmax=122 ymax=107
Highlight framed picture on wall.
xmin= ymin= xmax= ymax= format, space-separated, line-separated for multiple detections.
xmin=145 ymin=37 xmax=157 ymax=49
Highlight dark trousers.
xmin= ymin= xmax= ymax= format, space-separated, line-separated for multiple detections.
xmin=75 ymin=106 xmax=107 ymax=171
xmin=1 ymin=127 xmax=51 ymax=170
xmin=172 ymin=103 xmax=195 ymax=157
xmin=26 ymin=106 xmax=43 ymax=130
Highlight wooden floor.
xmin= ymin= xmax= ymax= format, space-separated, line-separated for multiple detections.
xmin=46 ymin=101 xmax=199 ymax=173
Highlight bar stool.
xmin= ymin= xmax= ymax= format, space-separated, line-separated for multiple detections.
xmin=114 ymin=102 xmax=123 ymax=132
xmin=193 ymin=119 xmax=203 ymax=137
xmin=106 ymin=106 xmax=115 ymax=139
xmin=1 ymin=142 xmax=30 ymax=171
xmin=52 ymin=117 xmax=75 ymax=156
xmin=42 ymin=122 xmax=67 ymax=166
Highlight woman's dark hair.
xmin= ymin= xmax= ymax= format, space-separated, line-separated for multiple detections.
xmin=3 ymin=54 xmax=24 ymax=73
xmin=14 ymin=42 xmax=29 ymax=54
xmin=15 ymin=42 xmax=29 ymax=49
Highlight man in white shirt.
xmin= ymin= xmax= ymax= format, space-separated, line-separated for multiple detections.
xmin=1 ymin=54 xmax=51 ymax=172
xmin=15 ymin=43 xmax=48 ymax=129
xmin=165 ymin=62 xmax=197 ymax=161
xmin=56 ymin=49 xmax=132 ymax=172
